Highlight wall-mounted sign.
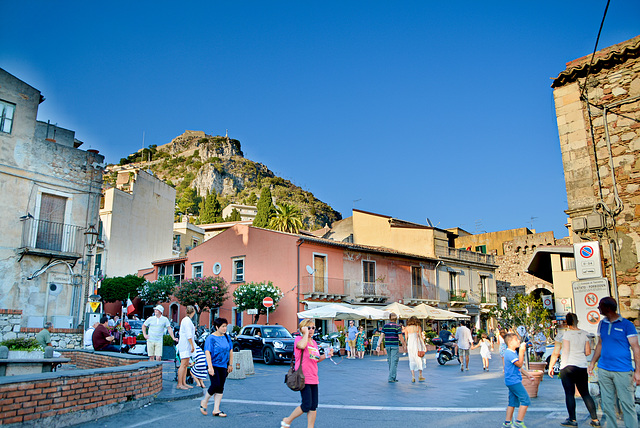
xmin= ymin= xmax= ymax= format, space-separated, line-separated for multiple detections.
xmin=572 ymin=277 xmax=610 ymax=334
xmin=573 ymin=241 xmax=603 ymax=280
xmin=555 ymin=297 xmax=572 ymax=315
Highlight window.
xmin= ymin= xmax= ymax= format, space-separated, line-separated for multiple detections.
xmin=192 ymin=237 xmax=199 ymax=247
xmin=94 ymin=253 xmax=102 ymax=277
xmin=192 ymin=263 xmax=203 ymax=278
xmin=36 ymin=193 xmax=67 ymax=251
xmin=233 ymin=257 xmax=245 ymax=282
xmin=449 ymin=272 xmax=457 ymax=294
xmin=480 ymin=276 xmax=487 ymax=298
xmin=158 ymin=262 xmax=185 ymax=284
xmin=475 ymin=245 xmax=487 ymax=254
xmin=363 ymin=260 xmax=375 ymax=295
xmin=0 ymin=100 xmax=15 ymax=134
xmin=411 ymin=267 xmax=422 ymax=299
xmin=313 ymin=254 xmax=327 ymax=293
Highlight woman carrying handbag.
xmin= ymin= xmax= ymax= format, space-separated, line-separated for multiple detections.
xmin=281 ymin=319 xmax=333 ymax=428
xmin=406 ymin=316 xmax=426 ymax=383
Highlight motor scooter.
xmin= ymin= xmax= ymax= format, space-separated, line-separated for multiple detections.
xmin=313 ymin=330 xmax=341 ymax=356
xmin=432 ymin=337 xmax=460 ymax=365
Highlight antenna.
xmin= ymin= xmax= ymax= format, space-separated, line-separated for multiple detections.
xmin=353 ymin=199 xmax=362 ymax=208
xmin=528 ymin=216 xmax=538 ymax=230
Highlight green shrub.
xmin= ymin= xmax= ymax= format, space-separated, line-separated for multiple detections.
xmin=0 ymin=337 xmax=43 ymax=351
xmin=163 ymin=335 xmax=176 ymax=346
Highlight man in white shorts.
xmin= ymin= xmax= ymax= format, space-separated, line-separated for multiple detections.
xmin=142 ymin=305 xmax=176 ymax=361
xmin=455 ymin=321 xmax=473 ymax=371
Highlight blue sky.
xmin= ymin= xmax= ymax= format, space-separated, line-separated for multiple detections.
xmin=3 ymin=1 xmax=639 ymax=237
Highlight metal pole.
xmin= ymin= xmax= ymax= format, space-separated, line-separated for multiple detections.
xmin=609 ymin=241 xmax=620 ymax=313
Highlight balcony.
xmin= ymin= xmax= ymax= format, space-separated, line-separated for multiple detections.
xmin=448 ymin=290 xmax=468 ymax=304
xmin=436 ymin=247 xmax=495 ymax=265
xmin=481 ymin=292 xmax=498 ymax=305
xmin=300 ymin=276 xmax=348 ymax=302
xmin=352 ymin=281 xmax=389 ymax=304
xmin=20 ymin=217 xmax=84 ymax=260
xmin=405 ymin=284 xmax=440 ymax=306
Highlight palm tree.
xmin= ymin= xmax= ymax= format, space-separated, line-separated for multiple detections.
xmin=268 ymin=203 xmax=303 ymax=233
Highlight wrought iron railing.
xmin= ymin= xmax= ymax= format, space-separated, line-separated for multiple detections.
xmin=448 ymin=290 xmax=468 ymax=302
xmin=481 ymin=292 xmax=498 ymax=304
xmin=300 ymin=275 xmax=349 ymax=295
xmin=354 ymin=281 xmax=389 ymax=298
xmin=21 ymin=217 xmax=84 ymax=254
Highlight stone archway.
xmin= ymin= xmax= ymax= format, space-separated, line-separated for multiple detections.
xmin=526 ymin=283 xmax=553 ymax=297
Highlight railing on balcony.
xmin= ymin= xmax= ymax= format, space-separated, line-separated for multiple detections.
xmin=300 ymin=276 xmax=348 ymax=301
xmin=481 ymin=292 xmax=498 ymax=304
xmin=20 ymin=217 xmax=84 ymax=257
xmin=448 ymin=290 xmax=468 ymax=303
xmin=353 ymin=281 xmax=389 ymax=303
xmin=436 ymin=247 xmax=495 ymax=265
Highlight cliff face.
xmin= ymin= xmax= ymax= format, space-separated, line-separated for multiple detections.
xmin=113 ymin=131 xmax=341 ymax=229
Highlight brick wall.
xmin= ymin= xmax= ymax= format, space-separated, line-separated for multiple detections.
xmin=0 ymin=350 xmax=161 ymax=426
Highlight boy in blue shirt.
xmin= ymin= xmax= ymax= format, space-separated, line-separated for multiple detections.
xmin=503 ymin=333 xmax=535 ymax=428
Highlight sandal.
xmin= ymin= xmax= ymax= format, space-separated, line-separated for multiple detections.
xmin=281 ymin=420 xmax=291 ymax=427
xmin=212 ymin=411 xmax=227 ymax=417
xmin=199 ymin=405 xmax=207 ymax=416
xmin=412 ymin=377 xmax=415 ymax=383
xmin=418 ymin=376 xmax=425 ymax=381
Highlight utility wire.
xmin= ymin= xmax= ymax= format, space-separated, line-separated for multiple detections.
xmin=579 ymin=0 xmax=611 ymax=100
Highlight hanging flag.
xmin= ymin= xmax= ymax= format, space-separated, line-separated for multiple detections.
xmin=126 ymin=297 xmax=135 ymax=315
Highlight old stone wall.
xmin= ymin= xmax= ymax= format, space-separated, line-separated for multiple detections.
xmin=553 ymin=36 xmax=640 ymax=319
xmin=0 ymin=310 xmax=82 ymax=349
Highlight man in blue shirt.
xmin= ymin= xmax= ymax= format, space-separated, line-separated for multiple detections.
xmin=588 ymin=297 xmax=640 ymax=428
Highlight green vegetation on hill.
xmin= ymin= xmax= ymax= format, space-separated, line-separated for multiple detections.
xmin=105 ymin=133 xmax=341 ymax=229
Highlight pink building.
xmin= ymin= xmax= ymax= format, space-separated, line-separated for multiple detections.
xmin=142 ymin=224 xmax=441 ymax=333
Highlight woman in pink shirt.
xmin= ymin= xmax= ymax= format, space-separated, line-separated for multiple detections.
xmin=281 ymin=319 xmax=333 ymax=428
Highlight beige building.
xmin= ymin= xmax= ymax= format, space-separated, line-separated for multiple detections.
xmin=97 ymin=168 xmax=175 ymax=278
xmin=173 ymin=220 xmax=205 ymax=257
xmin=199 ymin=220 xmax=253 ymax=242
xmin=323 ymin=209 xmax=498 ymax=327
xmin=0 ymin=68 xmax=104 ymax=330
xmin=221 ymin=203 xmax=257 ymax=222
xmin=551 ymin=35 xmax=640 ymax=320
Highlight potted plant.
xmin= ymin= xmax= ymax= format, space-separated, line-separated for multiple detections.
xmin=161 ymin=334 xmax=176 ymax=361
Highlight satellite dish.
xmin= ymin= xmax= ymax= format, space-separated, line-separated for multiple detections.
xmin=305 ymin=265 xmax=315 ymax=275
xmin=426 ymin=218 xmax=434 ymax=227
xmin=213 ymin=263 xmax=222 ymax=275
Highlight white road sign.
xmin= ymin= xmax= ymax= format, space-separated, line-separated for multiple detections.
xmin=542 ymin=295 xmax=553 ymax=310
xmin=573 ymin=241 xmax=603 ymax=280
xmin=572 ymin=278 xmax=610 ymax=334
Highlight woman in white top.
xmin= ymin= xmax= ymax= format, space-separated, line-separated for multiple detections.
xmin=548 ymin=313 xmax=600 ymax=427
xmin=177 ymin=305 xmax=197 ymax=390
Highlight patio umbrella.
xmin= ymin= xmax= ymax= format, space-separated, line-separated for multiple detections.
xmin=350 ymin=306 xmax=390 ymax=320
xmin=414 ymin=303 xmax=471 ymax=320
xmin=297 ymin=303 xmax=367 ymax=320
xmin=382 ymin=302 xmax=428 ymax=319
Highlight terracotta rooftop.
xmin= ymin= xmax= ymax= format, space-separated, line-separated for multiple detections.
xmin=552 ymin=35 xmax=640 ymax=88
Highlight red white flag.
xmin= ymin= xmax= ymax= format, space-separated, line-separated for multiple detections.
xmin=126 ymin=298 xmax=135 ymax=315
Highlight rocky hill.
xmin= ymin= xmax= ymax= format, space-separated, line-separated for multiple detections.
xmin=108 ymin=130 xmax=342 ymax=229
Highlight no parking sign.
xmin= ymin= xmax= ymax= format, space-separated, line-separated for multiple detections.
xmin=542 ymin=295 xmax=553 ymax=310
xmin=573 ymin=241 xmax=603 ymax=280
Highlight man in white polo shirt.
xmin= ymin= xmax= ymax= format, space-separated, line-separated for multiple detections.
xmin=142 ymin=305 xmax=177 ymax=361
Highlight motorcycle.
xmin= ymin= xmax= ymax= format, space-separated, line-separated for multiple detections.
xmin=432 ymin=337 xmax=460 ymax=365
xmin=195 ymin=325 xmax=210 ymax=350
xmin=313 ymin=330 xmax=341 ymax=356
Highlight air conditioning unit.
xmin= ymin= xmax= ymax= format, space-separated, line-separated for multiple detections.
xmin=572 ymin=217 xmax=587 ymax=232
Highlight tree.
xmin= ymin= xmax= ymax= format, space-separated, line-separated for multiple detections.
xmin=253 ymin=187 xmax=275 ymax=228
xmin=245 ymin=192 xmax=257 ymax=206
xmin=224 ymin=208 xmax=241 ymax=222
xmin=199 ymin=190 xmax=223 ymax=223
xmin=233 ymin=281 xmax=283 ymax=323
xmin=98 ymin=275 xmax=144 ymax=303
xmin=177 ymin=187 xmax=200 ymax=216
xmin=174 ymin=276 xmax=229 ymax=326
xmin=268 ymin=203 xmax=304 ymax=233
xmin=137 ymin=276 xmax=176 ymax=305
xmin=489 ymin=293 xmax=553 ymax=340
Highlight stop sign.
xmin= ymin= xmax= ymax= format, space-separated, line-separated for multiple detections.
xmin=263 ymin=297 xmax=274 ymax=308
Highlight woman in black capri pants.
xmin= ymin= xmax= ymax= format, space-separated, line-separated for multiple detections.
xmin=200 ymin=318 xmax=233 ymax=417
xmin=548 ymin=313 xmax=600 ymax=427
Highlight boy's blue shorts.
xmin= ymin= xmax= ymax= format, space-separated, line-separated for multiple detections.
xmin=507 ymin=382 xmax=531 ymax=407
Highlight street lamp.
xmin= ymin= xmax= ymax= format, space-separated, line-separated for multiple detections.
xmin=82 ymin=224 xmax=100 ymax=327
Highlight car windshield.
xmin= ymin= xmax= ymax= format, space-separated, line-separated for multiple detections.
xmin=128 ymin=321 xmax=143 ymax=329
xmin=262 ymin=326 xmax=293 ymax=339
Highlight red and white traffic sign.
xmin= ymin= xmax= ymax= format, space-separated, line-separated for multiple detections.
xmin=584 ymin=292 xmax=598 ymax=307
xmin=262 ymin=297 xmax=274 ymax=308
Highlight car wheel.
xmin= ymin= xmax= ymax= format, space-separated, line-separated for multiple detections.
xmin=233 ymin=345 xmax=240 ymax=353
xmin=263 ymin=347 xmax=275 ymax=365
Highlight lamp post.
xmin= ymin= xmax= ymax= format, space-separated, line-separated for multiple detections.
xmin=81 ymin=225 xmax=99 ymax=327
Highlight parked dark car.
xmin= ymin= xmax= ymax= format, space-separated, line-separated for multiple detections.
xmin=128 ymin=320 xmax=144 ymax=337
xmin=232 ymin=324 xmax=295 ymax=365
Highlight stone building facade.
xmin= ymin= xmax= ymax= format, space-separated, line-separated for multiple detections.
xmin=552 ymin=35 xmax=640 ymax=320
xmin=0 ymin=68 xmax=104 ymax=330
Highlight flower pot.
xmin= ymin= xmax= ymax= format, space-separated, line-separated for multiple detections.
xmin=162 ymin=345 xmax=176 ymax=361
xmin=528 ymin=361 xmax=546 ymax=381
xmin=522 ymin=370 xmax=544 ymax=398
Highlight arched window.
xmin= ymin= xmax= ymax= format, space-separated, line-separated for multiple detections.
xmin=169 ymin=303 xmax=179 ymax=323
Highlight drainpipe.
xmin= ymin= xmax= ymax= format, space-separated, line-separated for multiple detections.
xmin=609 ymin=241 xmax=620 ymax=312
xmin=297 ymin=239 xmax=304 ymax=320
